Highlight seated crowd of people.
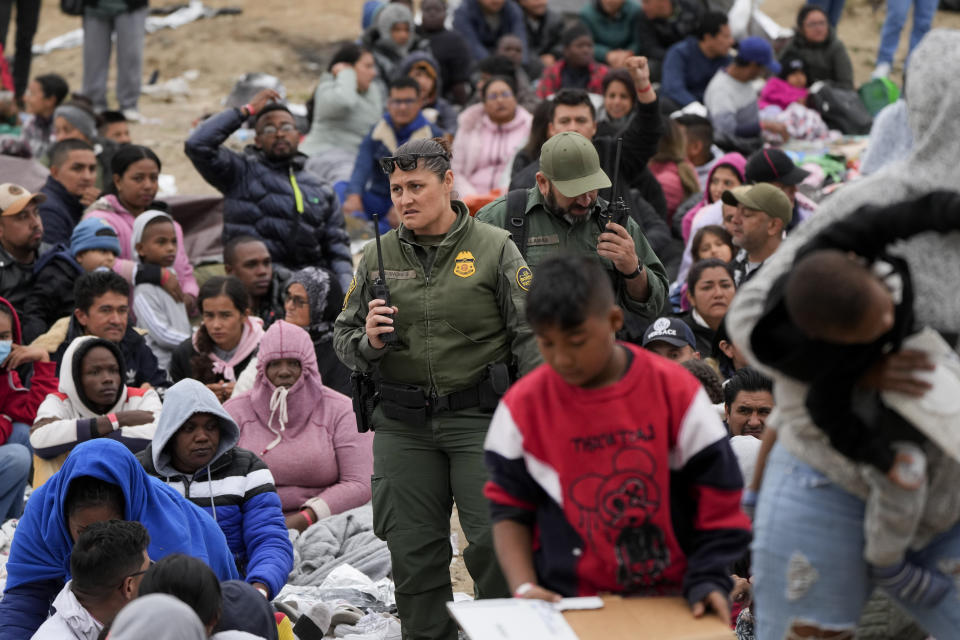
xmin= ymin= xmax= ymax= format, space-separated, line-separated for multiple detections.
xmin=0 ymin=1 xmax=945 ymax=639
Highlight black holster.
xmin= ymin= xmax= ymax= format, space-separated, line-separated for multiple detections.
xmin=351 ymin=372 xmax=378 ymax=433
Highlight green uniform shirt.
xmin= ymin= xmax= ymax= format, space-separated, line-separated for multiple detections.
xmin=475 ymin=186 xmax=668 ymax=324
xmin=334 ymin=201 xmax=541 ymax=397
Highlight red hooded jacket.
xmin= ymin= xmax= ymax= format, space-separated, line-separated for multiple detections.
xmin=0 ymin=297 xmax=58 ymax=445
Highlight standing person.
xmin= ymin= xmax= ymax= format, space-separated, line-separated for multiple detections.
xmin=334 ymin=137 xmax=541 ymax=640
xmin=301 ymin=43 xmax=384 ymax=187
xmin=873 ymin=0 xmax=937 ymax=79
xmin=810 ymin=0 xmax=845 ymax=27
xmin=81 ymin=0 xmax=148 ymax=119
xmin=726 ymin=31 xmax=960 ymax=639
xmin=779 ymin=5 xmax=854 ymax=89
xmin=185 ymin=89 xmax=353 ymax=290
xmin=477 ymin=131 xmax=669 ymax=338
xmin=0 ymin=0 xmax=41 ymax=103
xmin=452 ymin=75 xmax=532 ymax=198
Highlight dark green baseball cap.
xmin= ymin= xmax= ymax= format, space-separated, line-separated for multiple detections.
xmin=721 ymin=183 xmax=793 ymax=224
xmin=539 ymin=131 xmax=612 ymax=198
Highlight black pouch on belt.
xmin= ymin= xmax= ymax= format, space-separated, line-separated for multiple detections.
xmin=379 ymin=381 xmax=428 ymax=427
xmin=477 ymin=362 xmax=512 ymax=411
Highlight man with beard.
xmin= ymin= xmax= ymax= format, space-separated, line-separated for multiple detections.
xmin=185 ymin=89 xmax=353 ymax=291
xmin=0 ymin=183 xmax=51 ymax=318
xmin=476 ymin=131 xmax=667 ymax=331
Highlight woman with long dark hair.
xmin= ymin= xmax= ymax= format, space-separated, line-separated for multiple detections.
xmin=85 ymin=144 xmax=198 ymax=306
xmin=168 ymin=276 xmax=262 ymax=403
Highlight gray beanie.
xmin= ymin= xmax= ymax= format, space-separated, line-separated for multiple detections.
xmin=53 ymin=105 xmax=97 ymax=142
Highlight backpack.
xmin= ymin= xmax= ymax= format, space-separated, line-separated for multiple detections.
xmin=60 ymin=0 xmax=85 ymax=16
xmin=504 ymin=188 xmax=530 ymax=259
xmin=858 ymin=77 xmax=901 ymax=117
xmin=809 ymin=83 xmax=873 ymax=135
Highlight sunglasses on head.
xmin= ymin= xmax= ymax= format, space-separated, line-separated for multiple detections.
xmin=379 ymin=153 xmax=446 ymax=174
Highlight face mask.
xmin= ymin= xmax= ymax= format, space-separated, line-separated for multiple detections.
xmin=0 ymin=340 xmax=12 ymax=366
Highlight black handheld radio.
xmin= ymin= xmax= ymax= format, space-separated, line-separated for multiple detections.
xmin=371 ymin=213 xmax=397 ymax=346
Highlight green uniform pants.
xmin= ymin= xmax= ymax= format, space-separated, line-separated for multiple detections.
xmin=371 ymin=409 xmax=509 ymax=640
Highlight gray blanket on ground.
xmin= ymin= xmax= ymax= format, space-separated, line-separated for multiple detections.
xmin=288 ymin=505 xmax=391 ymax=586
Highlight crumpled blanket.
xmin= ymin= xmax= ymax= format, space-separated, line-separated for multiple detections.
xmin=288 ymin=505 xmax=391 ymax=586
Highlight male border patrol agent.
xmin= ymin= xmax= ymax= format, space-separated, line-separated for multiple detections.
xmin=334 ymin=138 xmax=541 ymax=640
xmin=476 ymin=131 xmax=668 ymax=339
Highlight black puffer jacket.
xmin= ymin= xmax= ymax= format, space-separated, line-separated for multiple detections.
xmin=21 ymin=246 xmax=81 ymax=343
xmin=184 ymin=108 xmax=353 ymax=291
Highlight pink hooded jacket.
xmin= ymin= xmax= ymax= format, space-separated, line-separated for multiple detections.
xmin=452 ymin=103 xmax=533 ymax=197
xmin=758 ymin=77 xmax=809 ymax=111
xmin=225 ymin=321 xmax=372 ymax=518
xmin=84 ymin=195 xmax=199 ymax=298
xmin=681 ymin=152 xmax=747 ymax=243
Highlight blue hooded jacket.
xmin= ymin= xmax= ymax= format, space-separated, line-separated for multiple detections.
xmin=0 ymin=438 xmax=237 ymax=640
xmin=137 ymin=379 xmax=293 ymax=598
xmin=346 ymin=111 xmax=444 ymax=210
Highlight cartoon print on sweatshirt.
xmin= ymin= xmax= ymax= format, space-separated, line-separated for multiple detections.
xmin=569 ymin=446 xmax=670 ymax=591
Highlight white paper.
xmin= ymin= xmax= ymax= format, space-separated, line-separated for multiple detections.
xmin=447 ymin=599 xmax=582 ymax=640
xmin=554 ymin=597 xmax=604 ymax=612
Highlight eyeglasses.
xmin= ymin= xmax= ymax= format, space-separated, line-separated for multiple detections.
xmin=260 ymin=123 xmax=296 ymax=136
xmin=119 ymin=560 xmax=154 ymax=588
xmin=284 ymin=293 xmax=308 ymax=308
xmin=388 ymin=98 xmax=418 ymax=106
xmin=804 ymin=19 xmax=828 ymax=27
xmin=379 ymin=153 xmax=446 ymax=174
xmin=485 ymin=91 xmax=514 ymax=101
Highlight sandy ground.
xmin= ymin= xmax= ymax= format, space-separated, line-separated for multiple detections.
xmin=14 ymin=0 xmax=960 ymax=596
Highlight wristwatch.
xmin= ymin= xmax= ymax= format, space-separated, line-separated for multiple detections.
xmin=623 ymin=264 xmax=643 ymax=279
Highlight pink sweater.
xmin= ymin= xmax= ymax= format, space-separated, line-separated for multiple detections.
xmin=85 ymin=195 xmax=199 ymax=298
xmin=225 ymin=321 xmax=373 ymax=517
xmin=452 ymin=103 xmax=532 ymax=197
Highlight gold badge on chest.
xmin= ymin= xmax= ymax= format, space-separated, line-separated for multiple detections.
xmin=454 ymin=250 xmax=477 ymax=278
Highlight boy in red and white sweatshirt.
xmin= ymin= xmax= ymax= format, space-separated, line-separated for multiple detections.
xmin=484 ymin=255 xmax=750 ymax=620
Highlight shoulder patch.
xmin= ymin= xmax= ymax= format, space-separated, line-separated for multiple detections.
xmin=516 ymin=266 xmax=533 ymax=291
xmin=454 ymin=251 xmax=476 ymax=278
xmin=342 ymin=276 xmax=357 ymax=311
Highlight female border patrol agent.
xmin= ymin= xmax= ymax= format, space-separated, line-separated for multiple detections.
xmin=334 ymin=137 xmax=541 ymax=640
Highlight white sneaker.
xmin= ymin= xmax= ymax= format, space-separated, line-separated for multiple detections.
xmin=122 ymin=109 xmax=143 ymax=123
xmin=872 ymin=62 xmax=891 ymax=79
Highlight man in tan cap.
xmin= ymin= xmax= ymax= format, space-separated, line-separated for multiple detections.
xmin=0 ymin=182 xmax=48 ymax=314
xmin=477 ymin=130 xmax=668 ymax=336
xmin=721 ymin=183 xmax=792 ymax=285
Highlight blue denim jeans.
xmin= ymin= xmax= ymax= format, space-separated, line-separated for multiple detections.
xmin=810 ymin=0 xmax=846 ymax=26
xmin=0 ymin=422 xmax=32 ymax=520
xmin=876 ymin=0 xmax=938 ymax=66
xmin=752 ymin=444 xmax=960 ymax=639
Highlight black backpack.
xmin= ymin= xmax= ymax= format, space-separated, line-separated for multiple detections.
xmin=809 ymin=83 xmax=874 ymax=135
